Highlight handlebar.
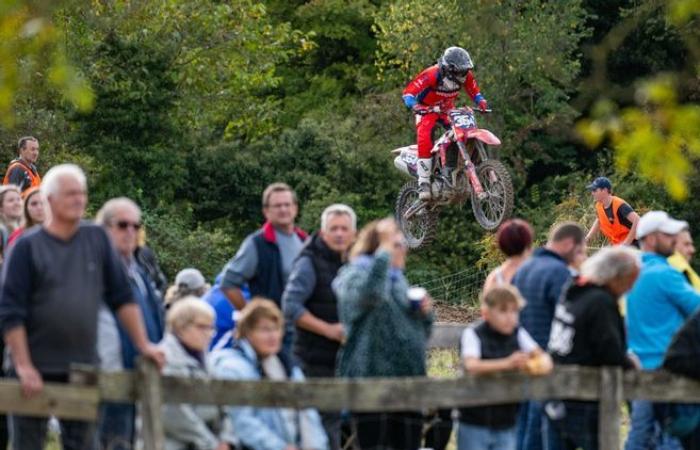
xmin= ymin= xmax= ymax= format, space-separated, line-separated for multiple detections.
xmin=414 ymin=106 xmax=492 ymax=115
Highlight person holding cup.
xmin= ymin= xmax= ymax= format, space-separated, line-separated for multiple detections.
xmin=332 ymin=217 xmax=434 ymax=450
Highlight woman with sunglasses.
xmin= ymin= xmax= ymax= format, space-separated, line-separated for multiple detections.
xmin=95 ymin=197 xmax=165 ymax=450
xmin=332 ymin=217 xmax=434 ymax=450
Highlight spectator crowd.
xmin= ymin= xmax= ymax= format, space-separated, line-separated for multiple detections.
xmin=0 ymin=136 xmax=698 ymax=450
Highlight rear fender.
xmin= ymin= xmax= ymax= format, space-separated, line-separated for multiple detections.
xmin=464 ymin=128 xmax=501 ymax=146
xmin=391 ymin=144 xmax=418 ymax=155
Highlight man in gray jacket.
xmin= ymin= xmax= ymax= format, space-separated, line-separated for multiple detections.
xmin=282 ymin=204 xmax=356 ymax=450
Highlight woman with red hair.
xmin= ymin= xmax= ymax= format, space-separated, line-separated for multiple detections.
xmin=483 ymin=219 xmax=534 ymax=292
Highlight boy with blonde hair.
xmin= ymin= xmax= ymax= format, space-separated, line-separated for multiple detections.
xmin=459 ymin=285 xmax=552 ymax=450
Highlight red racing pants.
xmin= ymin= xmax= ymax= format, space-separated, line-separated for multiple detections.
xmin=415 ymin=112 xmax=449 ymax=158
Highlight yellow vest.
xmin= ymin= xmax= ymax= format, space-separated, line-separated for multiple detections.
xmin=668 ymin=252 xmax=700 ymax=292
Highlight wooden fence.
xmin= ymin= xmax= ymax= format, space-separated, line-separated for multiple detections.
xmin=0 ymin=324 xmax=697 ymax=450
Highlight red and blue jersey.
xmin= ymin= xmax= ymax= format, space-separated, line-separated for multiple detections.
xmin=402 ymin=65 xmax=484 ymax=109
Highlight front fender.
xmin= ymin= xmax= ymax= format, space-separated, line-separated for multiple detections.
xmin=464 ymin=128 xmax=501 ymax=146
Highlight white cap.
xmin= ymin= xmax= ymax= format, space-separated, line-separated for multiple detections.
xmin=175 ymin=268 xmax=206 ymax=291
xmin=636 ymin=211 xmax=688 ymax=240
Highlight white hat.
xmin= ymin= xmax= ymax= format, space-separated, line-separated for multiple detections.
xmin=175 ymin=268 xmax=206 ymax=291
xmin=636 ymin=211 xmax=688 ymax=240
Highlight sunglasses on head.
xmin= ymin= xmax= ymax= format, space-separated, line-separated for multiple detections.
xmin=114 ymin=220 xmax=142 ymax=231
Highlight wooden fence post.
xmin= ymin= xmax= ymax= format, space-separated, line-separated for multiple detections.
xmin=138 ymin=358 xmax=165 ymax=450
xmin=599 ymin=366 xmax=623 ymax=450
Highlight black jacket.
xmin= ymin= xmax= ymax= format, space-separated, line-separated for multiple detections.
xmin=663 ymin=309 xmax=700 ymax=379
xmin=549 ymin=282 xmax=634 ymax=369
xmin=293 ymin=233 xmax=344 ymax=369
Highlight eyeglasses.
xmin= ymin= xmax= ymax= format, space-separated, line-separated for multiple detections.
xmin=266 ymin=202 xmax=294 ymax=210
xmin=252 ymin=325 xmax=282 ymax=334
xmin=114 ymin=221 xmax=142 ymax=231
xmin=191 ymin=322 xmax=215 ymax=332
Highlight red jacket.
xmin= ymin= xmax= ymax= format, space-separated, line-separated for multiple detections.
xmin=402 ymin=65 xmax=482 ymax=108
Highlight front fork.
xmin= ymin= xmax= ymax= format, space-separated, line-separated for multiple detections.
xmin=458 ymin=141 xmax=486 ymax=198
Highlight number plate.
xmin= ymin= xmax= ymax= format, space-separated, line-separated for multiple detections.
xmin=450 ymin=110 xmax=476 ymax=129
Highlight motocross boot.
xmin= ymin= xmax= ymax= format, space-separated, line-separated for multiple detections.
xmin=417 ymin=158 xmax=432 ymax=201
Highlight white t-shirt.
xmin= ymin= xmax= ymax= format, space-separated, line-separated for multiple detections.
xmin=461 ymin=325 xmax=538 ymax=359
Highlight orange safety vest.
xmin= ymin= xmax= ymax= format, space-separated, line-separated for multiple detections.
xmin=596 ymin=196 xmax=631 ymax=245
xmin=2 ymin=159 xmax=41 ymax=192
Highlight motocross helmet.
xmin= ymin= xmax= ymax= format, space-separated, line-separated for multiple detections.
xmin=438 ymin=47 xmax=473 ymax=83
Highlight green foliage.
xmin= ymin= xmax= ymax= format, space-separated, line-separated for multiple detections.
xmin=4 ymin=0 xmax=698 ymax=285
xmin=142 ymin=208 xmax=233 ymax=281
xmin=64 ymin=0 xmax=308 ymax=141
xmin=0 ymin=1 xmax=93 ymax=127
xmin=577 ymin=0 xmax=700 ymax=200
xmin=578 ymin=78 xmax=700 ymax=201
xmin=70 ymin=32 xmax=185 ymax=209
xmin=374 ymin=0 xmax=590 ymax=126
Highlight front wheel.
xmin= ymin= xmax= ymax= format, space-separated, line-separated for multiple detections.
xmin=395 ymin=180 xmax=439 ymax=249
xmin=471 ymin=160 xmax=514 ymax=231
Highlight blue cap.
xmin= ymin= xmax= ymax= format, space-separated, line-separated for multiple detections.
xmin=586 ymin=177 xmax=612 ymax=191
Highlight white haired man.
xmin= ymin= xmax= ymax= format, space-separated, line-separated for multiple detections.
xmin=0 ymin=164 xmax=164 ymax=450
xmin=281 ymin=203 xmax=356 ymax=450
xmin=548 ymin=246 xmax=642 ymax=449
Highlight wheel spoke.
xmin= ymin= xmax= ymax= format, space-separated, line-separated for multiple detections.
xmin=471 ymin=160 xmax=514 ymax=231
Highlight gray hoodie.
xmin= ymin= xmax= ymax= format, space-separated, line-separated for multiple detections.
xmin=159 ymin=332 xmax=233 ymax=450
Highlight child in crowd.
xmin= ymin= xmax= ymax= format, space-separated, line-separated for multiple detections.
xmin=458 ymin=285 xmax=552 ymax=450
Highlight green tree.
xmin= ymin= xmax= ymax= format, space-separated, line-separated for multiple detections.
xmin=70 ymin=32 xmax=185 ymax=209
xmin=373 ymin=0 xmax=591 ymax=180
xmin=0 ymin=0 xmax=93 ymax=127
xmin=577 ymin=0 xmax=700 ymax=200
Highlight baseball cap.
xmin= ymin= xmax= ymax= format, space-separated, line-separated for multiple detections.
xmin=586 ymin=177 xmax=612 ymax=191
xmin=175 ymin=268 xmax=206 ymax=291
xmin=636 ymin=211 xmax=688 ymax=240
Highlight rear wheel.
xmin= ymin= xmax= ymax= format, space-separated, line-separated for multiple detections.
xmin=395 ymin=180 xmax=439 ymax=249
xmin=470 ymin=160 xmax=514 ymax=231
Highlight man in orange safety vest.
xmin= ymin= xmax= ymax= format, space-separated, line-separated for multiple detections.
xmin=584 ymin=177 xmax=640 ymax=246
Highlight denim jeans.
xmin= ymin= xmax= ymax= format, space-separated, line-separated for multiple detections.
xmin=9 ymin=414 xmax=97 ymax=450
xmin=458 ymin=422 xmax=517 ymax=450
xmin=516 ymin=401 xmax=562 ymax=450
xmin=625 ymin=400 xmax=683 ymax=450
xmin=98 ymin=402 xmax=135 ymax=450
xmin=354 ymin=412 xmax=423 ymax=450
xmin=8 ymin=372 xmax=98 ymax=450
xmin=549 ymin=401 xmax=599 ymax=450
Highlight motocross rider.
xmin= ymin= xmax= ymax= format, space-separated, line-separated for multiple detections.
xmin=402 ymin=46 xmax=489 ymax=200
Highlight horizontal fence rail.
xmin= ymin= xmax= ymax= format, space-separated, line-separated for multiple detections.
xmin=0 ymin=364 xmax=699 ymax=450
xmin=4 ymin=365 xmax=699 ymax=413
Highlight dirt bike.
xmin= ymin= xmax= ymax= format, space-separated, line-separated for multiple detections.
xmin=392 ymin=105 xmax=514 ymax=248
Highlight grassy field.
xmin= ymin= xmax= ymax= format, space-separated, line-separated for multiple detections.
xmin=426 ymin=349 xmax=461 ymax=450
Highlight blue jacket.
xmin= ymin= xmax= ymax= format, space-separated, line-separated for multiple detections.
xmin=210 ymin=339 xmax=328 ymax=450
xmin=203 ymin=275 xmax=250 ymax=351
xmin=512 ymin=248 xmax=571 ymax=348
xmin=119 ymin=262 xmax=165 ymax=369
xmin=626 ymin=252 xmax=700 ymax=369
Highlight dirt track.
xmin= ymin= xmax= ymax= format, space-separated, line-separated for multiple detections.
xmin=434 ymin=302 xmax=479 ymax=323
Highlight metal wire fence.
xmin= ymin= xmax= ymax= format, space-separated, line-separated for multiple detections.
xmin=417 ymin=267 xmax=490 ymax=305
